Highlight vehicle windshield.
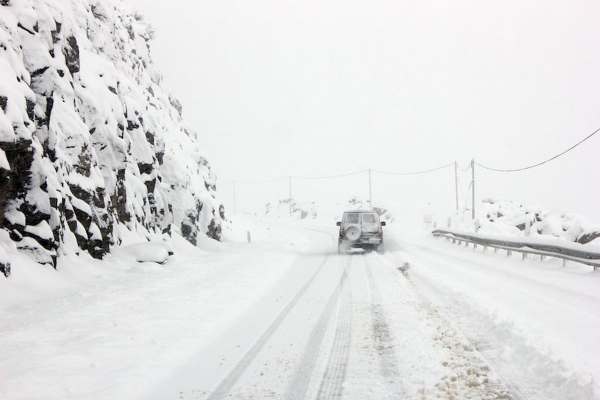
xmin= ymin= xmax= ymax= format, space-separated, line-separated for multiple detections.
xmin=362 ymin=213 xmax=378 ymax=223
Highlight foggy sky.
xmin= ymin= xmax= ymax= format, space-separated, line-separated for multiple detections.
xmin=128 ymin=0 xmax=600 ymax=222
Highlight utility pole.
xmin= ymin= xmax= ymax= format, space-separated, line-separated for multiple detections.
xmin=368 ymin=168 xmax=372 ymax=208
xmin=471 ymin=159 xmax=475 ymax=220
xmin=454 ymin=161 xmax=459 ymax=214
xmin=288 ymin=176 xmax=292 ymax=216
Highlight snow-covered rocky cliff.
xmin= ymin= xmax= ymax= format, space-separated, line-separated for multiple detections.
xmin=0 ymin=0 xmax=224 ymax=270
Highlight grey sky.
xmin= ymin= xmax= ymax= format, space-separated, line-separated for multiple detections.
xmin=128 ymin=0 xmax=599 ymax=221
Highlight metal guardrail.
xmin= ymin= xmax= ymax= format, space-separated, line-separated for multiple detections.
xmin=432 ymin=229 xmax=600 ymax=270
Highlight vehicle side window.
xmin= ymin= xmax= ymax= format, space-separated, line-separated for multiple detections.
xmin=343 ymin=213 xmax=359 ymax=223
xmin=362 ymin=213 xmax=378 ymax=223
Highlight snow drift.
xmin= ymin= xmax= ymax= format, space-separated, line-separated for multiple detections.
xmin=0 ymin=0 xmax=224 ymax=270
xmin=452 ymin=199 xmax=600 ymax=249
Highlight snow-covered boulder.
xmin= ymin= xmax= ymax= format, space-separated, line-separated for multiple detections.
xmin=118 ymin=242 xmax=171 ymax=265
xmin=0 ymin=0 xmax=224 ymax=268
xmin=457 ymin=199 xmax=600 ymax=247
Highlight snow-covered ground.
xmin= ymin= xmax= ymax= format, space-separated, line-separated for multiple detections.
xmin=1 ymin=215 xmax=599 ymax=399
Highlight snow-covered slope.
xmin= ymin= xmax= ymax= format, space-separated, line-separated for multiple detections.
xmin=0 ymin=0 xmax=224 ymax=269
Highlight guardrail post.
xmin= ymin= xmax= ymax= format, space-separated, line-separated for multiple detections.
xmin=483 ymin=246 xmax=487 ymax=252
xmin=562 ymin=259 xmax=567 ymax=268
xmin=494 ymin=247 xmax=498 ymax=254
xmin=473 ymin=243 xmax=477 ymax=250
xmin=540 ymin=254 xmax=545 ymax=262
xmin=522 ymin=252 xmax=527 ymax=260
xmin=507 ymin=249 xmax=512 ymax=256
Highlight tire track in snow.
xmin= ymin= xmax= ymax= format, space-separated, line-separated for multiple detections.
xmin=314 ymin=257 xmax=353 ymax=400
xmin=378 ymin=252 xmax=517 ymax=400
xmin=285 ymin=256 xmax=351 ymax=400
xmin=206 ymin=255 xmax=330 ymax=400
xmin=403 ymin=248 xmax=596 ymax=400
xmin=363 ymin=255 xmax=405 ymax=397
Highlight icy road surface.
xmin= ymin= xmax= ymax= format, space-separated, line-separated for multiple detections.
xmin=1 ymin=218 xmax=598 ymax=400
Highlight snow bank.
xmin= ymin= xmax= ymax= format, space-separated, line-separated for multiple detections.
xmin=114 ymin=242 xmax=171 ymax=264
xmin=449 ymin=199 xmax=600 ymax=250
xmin=0 ymin=0 xmax=224 ymax=270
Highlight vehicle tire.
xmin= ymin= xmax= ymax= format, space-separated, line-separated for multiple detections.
xmin=338 ymin=239 xmax=344 ymax=254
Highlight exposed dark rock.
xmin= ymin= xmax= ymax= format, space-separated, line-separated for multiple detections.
xmin=0 ymin=96 xmax=7 ymax=112
xmin=577 ymin=231 xmax=600 ymax=245
xmin=207 ymin=218 xmax=222 ymax=241
xmin=0 ymin=261 xmax=10 ymax=278
xmin=126 ymin=119 xmax=139 ymax=131
xmin=137 ymin=162 xmax=153 ymax=175
xmin=144 ymin=177 xmax=156 ymax=194
xmin=111 ymin=168 xmax=130 ymax=223
xmin=145 ymin=131 xmax=154 ymax=145
xmin=0 ymin=139 xmax=34 ymax=210
xmin=69 ymin=184 xmax=92 ymax=205
xmin=17 ymin=22 xmax=35 ymax=35
xmin=43 ymin=96 xmax=54 ymax=127
xmin=25 ymin=98 xmax=35 ymax=120
xmin=63 ymin=36 xmax=80 ymax=75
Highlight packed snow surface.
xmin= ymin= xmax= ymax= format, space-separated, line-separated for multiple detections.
xmin=1 ymin=214 xmax=599 ymax=400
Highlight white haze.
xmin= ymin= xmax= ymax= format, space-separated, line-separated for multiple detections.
xmin=128 ymin=0 xmax=600 ymax=222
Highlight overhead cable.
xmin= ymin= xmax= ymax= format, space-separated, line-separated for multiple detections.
xmin=293 ymin=169 xmax=368 ymax=180
xmin=476 ymin=126 xmax=600 ymax=172
xmin=374 ymin=163 xmax=453 ymax=176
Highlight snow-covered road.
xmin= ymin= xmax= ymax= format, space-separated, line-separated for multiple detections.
xmin=1 ymin=218 xmax=598 ymax=400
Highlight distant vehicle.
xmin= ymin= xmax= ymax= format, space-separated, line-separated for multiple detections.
xmin=336 ymin=210 xmax=386 ymax=254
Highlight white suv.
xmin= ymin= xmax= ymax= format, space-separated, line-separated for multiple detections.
xmin=336 ymin=210 xmax=386 ymax=254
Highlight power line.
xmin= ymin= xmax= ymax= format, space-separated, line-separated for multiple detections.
xmin=476 ymin=126 xmax=600 ymax=173
xmin=222 ymin=169 xmax=368 ymax=185
xmin=373 ymin=162 xmax=453 ymax=176
xmin=224 ymin=176 xmax=286 ymax=185
xmin=293 ymin=169 xmax=368 ymax=180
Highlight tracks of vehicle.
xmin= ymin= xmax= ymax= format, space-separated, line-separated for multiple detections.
xmin=206 ymin=254 xmax=331 ymax=400
xmin=374 ymin=251 xmax=516 ymax=400
xmin=363 ymin=256 xmax=404 ymax=397
xmin=314 ymin=258 xmax=354 ymax=400
xmin=401 ymin=243 xmax=598 ymax=400
xmin=285 ymin=256 xmax=351 ymax=400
